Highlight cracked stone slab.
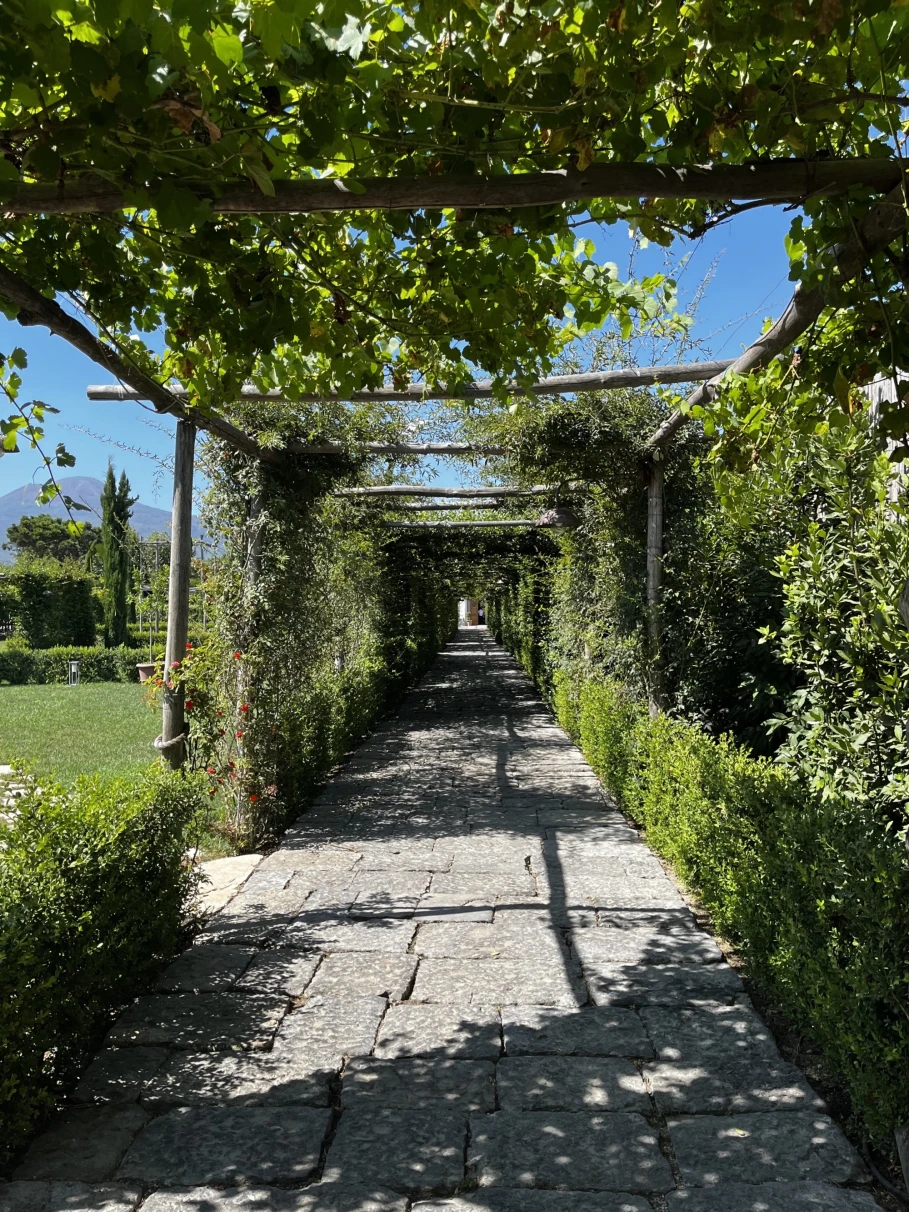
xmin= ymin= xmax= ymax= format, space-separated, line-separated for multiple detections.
xmin=235 ymin=949 xmax=321 ymax=996
xmin=323 ymin=1107 xmax=467 ymax=1194
xmin=116 ymin=1106 xmax=332 ymax=1185
xmin=72 ymin=1048 xmax=168 ymax=1104
xmin=14 ymin=1107 xmax=149 ymax=1183
xmin=306 ymin=953 xmax=417 ymax=1000
xmin=259 ymin=846 xmax=362 ymax=873
xmin=142 ymin=1048 xmax=332 ymax=1107
xmin=414 ymin=1193 xmax=651 ymax=1212
xmin=647 ymin=1057 xmax=824 ymax=1113
xmin=668 ymin=1113 xmax=868 ymax=1186
xmin=356 ymin=844 xmax=453 ymax=872
xmin=105 ymin=992 xmax=287 ymax=1051
xmin=198 ymin=887 xmax=312 ymax=944
xmin=501 ymin=1006 xmax=653 ymax=1058
xmin=412 ymin=956 xmax=583 ymax=1007
xmin=282 ymin=915 xmax=416 ymax=954
xmin=641 ymin=1003 xmax=779 ymax=1061
xmin=584 ymin=963 xmax=743 ymax=1007
xmin=342 ymin=1057 xmax=495 ymax=1110
xmin=664 ymin=1184 xmax=880 ymax=1210
xmin=140 ymin=1188 xmax=408 ymax=1212
xmin=0 ymin=1185 xmax=142 ymax=1212
xmin=374 ymin=1003 xmax=501 ymax=1060
xmin=496 ymin=1056 xmax=649 ymax=1111
xmin=428 ymin=873 xmax=537 ymax=901
xmin=412 ymin=898 xmax=494 ymax=923
xmin=272 ymin=995 xmax=386 ymax=1064
xmin=573 ymin=923 xmax=723 ymax=966
xmin=468 ymin=1110 xmax=673 ymax=1192
xmin=444 ymin=838 xmax=544 ymax=876
xmin=155 ymin=945 xmax=258 ymax=992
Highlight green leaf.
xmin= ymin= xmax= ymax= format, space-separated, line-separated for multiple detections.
xmin=210 ymin=25 xmax=244 ymax=67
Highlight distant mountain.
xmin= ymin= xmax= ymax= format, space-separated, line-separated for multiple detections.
xmin=0 ymin=476 xmax=203 ymax=563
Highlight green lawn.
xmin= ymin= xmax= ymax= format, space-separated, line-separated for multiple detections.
xmin=0 ymin=684 xmax=159 ymax=783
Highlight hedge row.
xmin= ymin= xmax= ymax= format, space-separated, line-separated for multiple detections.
xmin=548 ymin=670 xmax=909 ymax=1145
xmin=0 ymin=767 xmax=206 ymax=1163
xmin=0 ymin=646 xmax=146 ymax=685
xmin=0 ymin=568 xmax=97 ymax=648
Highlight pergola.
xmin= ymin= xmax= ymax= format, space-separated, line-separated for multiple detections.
xmin=53 ymin=170 xmax=909 ymax=761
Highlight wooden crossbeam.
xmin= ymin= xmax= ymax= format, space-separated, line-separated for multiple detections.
xmin=88 ymin=360 xmax=732 ymax=406
xmin=6 ymin=160 xmax=903 ymax=217
xmin=386 ymin=519 xmax=540 ymax=529
xmin=377 ymin=501 xmax=503 ymax=510
xmin=336 ymin=483 xmax=584 ymax=499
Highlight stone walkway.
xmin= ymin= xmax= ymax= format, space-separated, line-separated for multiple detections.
xmin=6 ymin=629 xmax=880 ymax=1212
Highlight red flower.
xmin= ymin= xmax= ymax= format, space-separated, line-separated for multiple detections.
xmin=208 ymin=788 xmax=217 ymax=797
xmin=250 ymin=794 xmax=259 ymax=802
xmin=236 ymin=730 xmax=244 ymax=739
xmin=170 ymin=661 xmax=180 ymax=669
xmin=216 ymin=710 xmax=223 ymax=717
xmin=218 ymin=728 xmax=225 ymax=736
xmin=240 ymin=703 xmax=249 ymax=713
xmin=233 ymin=651 xmax=242 ymax=659
xmin=185 ymin=642 xmax=193 ymax=650
xmin=206 ymin=767 xmax=216 ymax=775
xmin=185 ymin=700 xmax=194 ymax=711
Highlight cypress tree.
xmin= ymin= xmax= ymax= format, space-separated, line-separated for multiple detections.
xmin=101 ymin=464 xmax=136 ymax=647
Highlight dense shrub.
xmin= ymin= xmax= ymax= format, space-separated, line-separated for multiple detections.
xmin=0 ymin=564 xmax=96 ymax=648
xmin=0 ymin=766 xmax=205 ymax=1163
xmin=0 ymin=645 xmax=143 ymax=685
xmin=518 ymin=658 xmax=909 ymax=1147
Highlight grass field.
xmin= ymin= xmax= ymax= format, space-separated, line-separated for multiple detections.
xmin=0 ymin=684 xmax=159 ymax=783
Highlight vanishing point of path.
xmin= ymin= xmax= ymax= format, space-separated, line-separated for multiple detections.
xmin=7 ymin=629 xmax=880 ymax=1212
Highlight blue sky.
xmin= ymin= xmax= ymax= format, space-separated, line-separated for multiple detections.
xmin=0 ymin=206 xmax=794 ymax=508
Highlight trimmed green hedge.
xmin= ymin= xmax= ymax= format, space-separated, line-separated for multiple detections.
xmin=0 ymin=567 xmax=96 ymax=648
xmin=0 ymin=645 xmax=145 ymax=685
xmin=548 ymin=670 xmax=909 ymax=1145
xmin=0 ymin=766 xmax=205 ymax=1163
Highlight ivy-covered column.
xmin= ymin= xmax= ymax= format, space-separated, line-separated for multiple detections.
xmin=645 ymin=450 xmax=664 ymax=716
xmin=158 ymin=419 xmax=196 ymax=769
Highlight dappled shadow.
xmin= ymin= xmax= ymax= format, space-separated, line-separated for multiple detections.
xmin=13 ymin=629 xmax=876 ymax=1210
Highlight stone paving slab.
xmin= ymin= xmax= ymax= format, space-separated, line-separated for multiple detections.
xmin=341 ymin=1057 xmax=496 ymax=1110
xmin=668 ymin=1113 xmax=867 ymax=1186
xmin=116 ymin=1106 xmax=332 ymax=1185
xmin=0 ymin=1184 xmax=142 ymax=1212
xmin=573 ymin=922 xmax=724 ymax=966
xmin=412 ymin=956 xmax=584 ymax=1007
xmin=374 ymin=1003 xmax=502 ymax=1059
xmin=501 ymin=1005 xmax=654 ymax=1058
xmin=235 ymin=949 xmax=321 ymax=996
xmin=414 ymin=1195 xmax=650 ymax=1212
xmin=496 ymin=1055 xmax=649 ymax=1111
xmin=140 ymin=1188 xmax=407 ymax=1212
xmin=642 ymin=1002 xmax=779 ymax=1060
xmin=272 ymin=995 xmax=386 ymax=1063
xmin=305 ymin=953 xmax=417 ymax=1000
xmin=322 ymin=1108 xmax=467 ymax=1194
xmin=584 ymin=962 xmax=743 ymax=1006
xmin=142 ymin=1049 xmax=332 ymax=1107
xmin=281 ymin=914 xmax=416 ymax=954
xmin=105 ymin=992 xmax=287 ymax=1051
xmin=647 ymin=1057 xmax=825 ymax=1113
xmin=664 ymin=1184 xmax=880 ymax=1210
xmin=71 ymin=1048 xmax=168 ymax=1104
xmin=14 ymin=1107 xmax=149 ymax=1182
xmin=413 ymin=921 xmax=567 ymax=959
xmin=155 ymin=944 xmax=258 ymax=992
xmin=468 ymin=1110 xmax=674 ymax=1192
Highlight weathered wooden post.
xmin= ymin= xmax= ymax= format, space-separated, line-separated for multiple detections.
xmin=645 ymin=450 xmax=665 ymax=716
xmin=157 ymin=419 xmax=196 ymax=769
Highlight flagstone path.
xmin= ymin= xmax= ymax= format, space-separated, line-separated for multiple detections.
xmin=5 ymin=629 xmax=881 ymax=1212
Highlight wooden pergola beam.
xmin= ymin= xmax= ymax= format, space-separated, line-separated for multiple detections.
xmin=378 ymin=501 xmax=503 ymax=510
xmin=336 ymin=482 xmax=585 ymax=499
xmin=386 ymin=519 xmax=540 ymax=529
xmin=5 ymin=159 xmax=903 ymax=217
xmin=89 ymin=360 xmax=733 ymax=406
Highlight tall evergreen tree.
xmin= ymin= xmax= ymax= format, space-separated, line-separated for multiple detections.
xmin=100 ymin=464 xmax=136 ymax=647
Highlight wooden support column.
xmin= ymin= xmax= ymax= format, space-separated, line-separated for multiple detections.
xmin=158 ymin=420 xmax=196 ymax=769
xmin=646 ymin=451 xmax=665 ymax=717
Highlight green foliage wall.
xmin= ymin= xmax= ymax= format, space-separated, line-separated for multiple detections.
xmin=180 ymin=447 xmax=457 ymax=848
xmin=0 ymin=565 xmax=96 ymax=648
xmin=0 ymin=767 xmax=204 ymax=1164
xmin=0 ymin=645 xmax=142 ymax=685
